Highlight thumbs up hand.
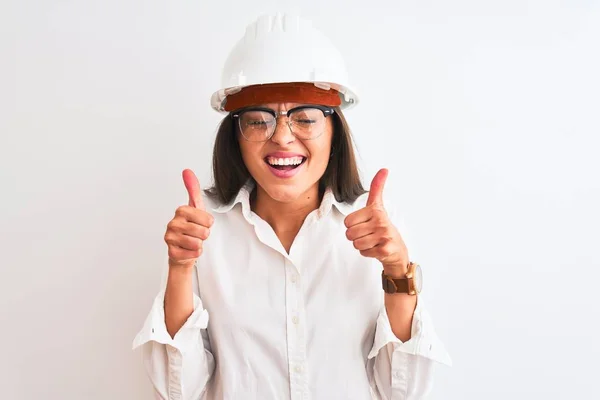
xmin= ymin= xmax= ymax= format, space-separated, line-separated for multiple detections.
xmin=164 ymin=169 xmax=215 ymax=269
xmin=344 ymin=169 xmax=410 ymax=277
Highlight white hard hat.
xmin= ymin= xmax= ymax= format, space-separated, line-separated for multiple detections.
xmin=210 ymin=13 xmax=358 ymax=113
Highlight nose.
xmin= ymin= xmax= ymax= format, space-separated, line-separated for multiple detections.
xmin=270 ymin=116 xmax=295 ymax=145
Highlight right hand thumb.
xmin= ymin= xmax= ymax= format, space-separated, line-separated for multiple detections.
xmin=182 ymin=169 xmax=205 ymax=210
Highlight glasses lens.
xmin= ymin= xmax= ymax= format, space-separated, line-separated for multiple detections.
xmin=238 ymin=110 xmax=275 ymax=141
xmin=289 ymin=108 xmax=326 ymax=139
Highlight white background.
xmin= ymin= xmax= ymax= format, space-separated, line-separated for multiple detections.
xmin=1 ymin=1 xmax=599 ymax=399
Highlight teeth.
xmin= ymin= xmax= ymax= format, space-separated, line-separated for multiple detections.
xmin=267 ymin=156 xmax=304 ymax=166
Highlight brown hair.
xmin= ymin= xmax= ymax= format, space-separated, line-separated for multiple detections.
xmin=205 ymin=107 xmax=366 ymax=204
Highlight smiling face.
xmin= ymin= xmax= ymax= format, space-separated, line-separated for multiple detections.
xmin=237 ymin=102 xmax=334 ymax=203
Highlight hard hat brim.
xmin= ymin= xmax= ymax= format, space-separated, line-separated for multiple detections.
xmin=210 ymin=81 xmax=359 ymax=114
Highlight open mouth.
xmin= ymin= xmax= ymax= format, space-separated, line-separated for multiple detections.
xmin=264 ymin=156 xmax=307 ymax=171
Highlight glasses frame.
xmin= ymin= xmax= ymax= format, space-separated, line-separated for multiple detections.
xmin=231 ymin=104 xmax=335 ymax=142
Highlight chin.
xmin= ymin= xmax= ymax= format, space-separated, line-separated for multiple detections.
xmin=259 ymin=180 xmax=309 ymax=203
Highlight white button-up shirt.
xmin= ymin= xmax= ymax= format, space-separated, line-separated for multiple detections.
xmin=132 ymin=181 xmax=451 ymax=400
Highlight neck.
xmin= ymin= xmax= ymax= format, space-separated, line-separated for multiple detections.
xmin=251 ymin=183 xmax=322 ymax=247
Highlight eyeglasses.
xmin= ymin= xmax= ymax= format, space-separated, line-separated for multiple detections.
xmin=231 ymin=105 xmax=335 ymax=142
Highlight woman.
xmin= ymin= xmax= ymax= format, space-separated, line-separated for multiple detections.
xmin=133 ymin=14 xmax=450 ymax=400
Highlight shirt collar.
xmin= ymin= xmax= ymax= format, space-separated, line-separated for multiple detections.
xmin=210 ymin=180 xmax=255 ymax=217
xmin=210 ymin=179 xmax=354 ymax=217
xmin=320 ymin=187 xmax=354 ymax=217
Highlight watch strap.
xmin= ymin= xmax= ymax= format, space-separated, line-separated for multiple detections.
xmin=381 ymin=271 xmax=410 ymax=294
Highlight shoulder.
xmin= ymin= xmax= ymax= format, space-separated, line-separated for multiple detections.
xmin=201 ymin=189 xmax=220 ymax=211
xmin=344 ymin=191 xmax=369 ymax=213
xmin=339 ymin=191 xmax=398 ymax=215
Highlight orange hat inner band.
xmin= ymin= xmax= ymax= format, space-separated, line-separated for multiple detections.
xmin=223 ymin=82 xmax=341 ymax=112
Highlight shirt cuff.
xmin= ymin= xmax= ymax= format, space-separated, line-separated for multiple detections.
xmin=368 ymin=297 xmax=452 ymax=366
xmin=131 ymin=290 xmax=209 ymax=354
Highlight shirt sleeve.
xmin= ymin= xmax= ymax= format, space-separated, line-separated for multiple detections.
xmin=366 ymin=194 xmax=452 ymax=399
xmin=132 ymin=258 xmax=215 ymax=400
xmin=367 ymin=297 xmax=452 ymax=399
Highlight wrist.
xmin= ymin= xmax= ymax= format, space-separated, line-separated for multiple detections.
xmin=382 ymin=262 xmax=409 ymax=278
xmin=168 ymin=261 xmax=195 ymax=276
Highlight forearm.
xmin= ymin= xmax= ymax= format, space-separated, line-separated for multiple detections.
xmin=385 ymin=292 xmax=417 ymax=342
xmin=164 ymin=265 xmax=195 ymax=338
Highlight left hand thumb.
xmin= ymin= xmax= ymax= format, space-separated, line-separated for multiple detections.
xmin=366 ymin=168 xmax=389 ymax=207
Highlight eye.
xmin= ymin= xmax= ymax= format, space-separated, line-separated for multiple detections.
xmin=290 ymin=108 xmax=321 ymax=125
xmin=295 ymin=118 xmax=316 ymax=123
xmin=240 ymin=110 xmax=275 ymax=128
xmin=247 ymin=120 xmax=269 ymax=126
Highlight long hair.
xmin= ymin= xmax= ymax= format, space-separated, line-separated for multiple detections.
xmin=205 ymin=107 xmax=366 ymax=204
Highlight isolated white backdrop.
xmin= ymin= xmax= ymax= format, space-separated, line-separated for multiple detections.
xmin=1 ymin=1 xmax=599 ymax=399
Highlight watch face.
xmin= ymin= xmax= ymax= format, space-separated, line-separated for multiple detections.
xmin=415 ymin=264 xmax=423 ymax=293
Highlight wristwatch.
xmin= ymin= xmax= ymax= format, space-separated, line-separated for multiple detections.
xmin=381 ymin=262 xmax=422 ymax=295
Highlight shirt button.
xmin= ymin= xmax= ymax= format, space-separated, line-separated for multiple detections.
xmin=292 ymin=316 xmax=299 ymax=324
xmin=291 ymin=275 xmax=298 ymax=283
xmin=394 ymin=370 xmax=404 ymax=379
xmin=294 ymin=365 xmax=303 ymax=373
